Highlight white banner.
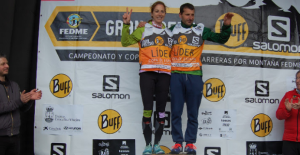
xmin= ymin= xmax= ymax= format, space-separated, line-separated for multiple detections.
xmin=42 ymin=104 xmax=83 ymax=135
xmin=35 ymin=0 xmax=300 ymax=154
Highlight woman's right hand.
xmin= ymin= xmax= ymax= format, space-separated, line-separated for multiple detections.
xmin=123 ymin=7 xmax=132 ymax=24
xmin=284 ymin=98 xmax=293 ymax=111
xmin=137 ymin=21 xmax=147 ymax=28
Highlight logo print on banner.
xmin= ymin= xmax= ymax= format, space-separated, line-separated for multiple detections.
xmin=51 ymin=143 xmax=66 ymax=155
xmin=201 ymin=117 xmax=212 ymax=125
xmin=203 ymin=78 xmax=226 ymax=102
xmin=253 ymin=15 xmax=298 ymax=53
xmin=119 ymin=140 xmax=130 ymax=153
xmin=245 ymin=80 xmax=279 ymax=104
xmin=248 ymin=143 xmax=257 ymax=155
xmin=178 ymin=35 xmax=187 ymax=44
xmin=205 ymin=147 xmax=221 ymax=155
xmin=202 ymin=111 xmax=212 ymax=115
xmin=50 ymin=74 xmax=72 ymax=98
xmin=93 ymin=75 xmax=130 ymax=99
xmin=99 ymin=148 xmax=109 ymax=155
xmin=255 ymin=80 xmax=269 ymax=97
xmin=103 ymin=75 xmax=119 ymax=92
xmin=98 ymin=109 xmax=122 ymax=134
xmin=67 ymin=14 xmax=82 ymax=28
xmin=45 ymin=106 xmax=54 ymax=123
xmin=215 ymin=13 xmax=248 ymax=48
xmin=98 ymin=141 xmax=109 ymax=147
xmin=268 ymin=16 xmax=290 ymax=42
xmin=98 ymin=141 xmax=110 ymax=155
xmin=155 ymin=36 xmax=164 ymax=46
xmin=251 ymin=113 xmax=273 ymax=137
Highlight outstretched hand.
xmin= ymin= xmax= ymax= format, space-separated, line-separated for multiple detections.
xmin=223 ymin=12 xmax=234 ymax=26
xmin=29 ymin=89 xmax=42 ymax=100
xmin=20 ymin=89 xmax=42 ymax=103
xmin=123 ymin=7 xmax=132 ymax=24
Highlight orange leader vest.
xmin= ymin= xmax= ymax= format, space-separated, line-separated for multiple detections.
xmin=138 ymin=23 xmax=173 ymax=73
xmin=171 ymin=23 xmax=205 ymax=71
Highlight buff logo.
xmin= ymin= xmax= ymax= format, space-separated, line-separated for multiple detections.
xmin=49 ymin=74 xmax=72 ymax=98
xmin=215 ymin=13 xmax=248 ymax=48
xmin=251 ymin=113 xmax=273 ymax=137
xmin=203 ymin=78 xmax=226 ymax=102
xmin=98 ymin=109 xmax=122 ymax=134
xmin=178 ymin=35 xmax=187 ymax=45
xmin=155 ymin=36 xmax=164 ymax=45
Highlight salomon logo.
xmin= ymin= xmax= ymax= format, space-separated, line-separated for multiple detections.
xmin=268 ymin=16 xmax=290 ymax=42
xmin=51 ymin=143 xmax=66 ymax=155
xmin=103 ymin=75 xmax=119 ymax=92
xmin=255 ymin=81 xmax=269 ymax=97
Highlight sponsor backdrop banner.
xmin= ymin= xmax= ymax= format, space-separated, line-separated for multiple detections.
xmin=35 ymin=0 xmax=300 ymax=154
xmin=42 ymin=104 xmax=83 ymax=135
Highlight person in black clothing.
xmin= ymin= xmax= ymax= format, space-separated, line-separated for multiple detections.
xmin=0 ymin=54 xmax=42 ymax=155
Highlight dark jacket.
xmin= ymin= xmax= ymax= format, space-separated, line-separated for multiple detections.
xmin=0 ymin=79 xmax=24 ymax=136
xmin=276 ymin=89 xmax=300 ymax=142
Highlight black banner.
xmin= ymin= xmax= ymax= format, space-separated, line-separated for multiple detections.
xmin=93 ymin=139 xmax=135 ymax=155
xmin=56 ymin=50 xmax=300 ymax=70
xmin=202 ymin=53 xmax=300 ymax=69
xmin=246 ymin=141 xmax=283 ymax=155
xmin=195 ymin=0 xmax=300 ymax=48
xmin=56 ymin=50 xmax=139 ymax=62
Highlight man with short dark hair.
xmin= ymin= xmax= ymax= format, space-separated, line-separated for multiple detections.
xmin=0 ymin=54 xmax=42 ymax=155
xmin=169 ymin=3 xmax=233 ymax=154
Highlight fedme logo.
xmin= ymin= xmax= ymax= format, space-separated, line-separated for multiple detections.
xmin=205 ymin=147 xmax=221 ymax=155
xmin=268 ymin=16 xmax=290 ymax=42
xmin=255 ymin=81 xmax=269 ymax=97
xmin=51 ymin=143 xmax=66 ymax=155
xmin=103 ymin=75 xmax=119 ymax=92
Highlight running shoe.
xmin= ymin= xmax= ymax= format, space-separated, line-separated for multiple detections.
xmin=170 ymin=143 xmax=182 ymax=154
xmin=152 ymin=144 xmax=165 ymax=154
xmin=142 ymin=144 xmax=152 ymax=155
xmin=184 ymin=143 xmax=197 ymax=155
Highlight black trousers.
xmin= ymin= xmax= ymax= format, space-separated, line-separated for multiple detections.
xmin=0 ymin=135 xmax=20 ymax=155
xmin=282 ymin=140 xmax=300 ymax=155
xmin=140 ymin=72 xmax=170 ymax=113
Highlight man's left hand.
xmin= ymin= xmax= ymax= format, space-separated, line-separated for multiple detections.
xmin=223 ymin=12 xmax=234 ymax=26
